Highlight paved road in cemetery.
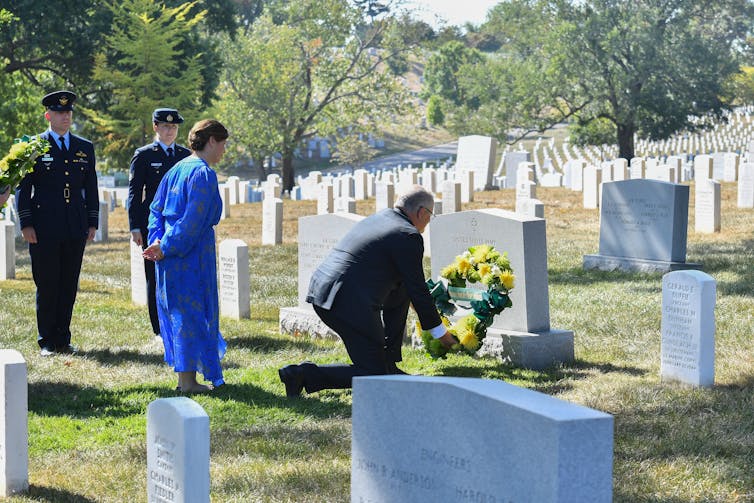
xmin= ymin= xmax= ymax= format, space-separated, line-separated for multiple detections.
xmin=327 ymin=141 xmax=458 ymax=173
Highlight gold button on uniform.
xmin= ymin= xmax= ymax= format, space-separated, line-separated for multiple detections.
xmin=65 ymin=171 xmax=69 ymax=175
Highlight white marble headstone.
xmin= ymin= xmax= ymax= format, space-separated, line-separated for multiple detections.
xmin=220 ymin=185 xmax=231 ymax=220
xmin=262 ymin=198 xmax=283 ymax=245
xmin=219 ymin=239 xmax=250 ymax=319
xmin=317 ymin=183 xmax=334 ymax=214
xmin=737 ymin=163 xmax=754 ymax=208
xmin=352 ymin=376 xmax=613 ymax=503
xmin=455 ymin=135 xmax=496 ymax=190
xmin=0 ymin=350 xmax=28 ymax=497
xmin=440 ymin=180 xmax=461 ymax=214
xmin=375 ymin=181 xmax=395 ymax=212
xmin=1 ymin=221 xmax=14 ymax=280
xmin=661 ymin=270 xmax=716 ymax=387
xmin=694 ymin=178 xmax=721 ymax=233
xmin=226 ymin=176 xmax=240 ymax=204
xmin=147 ymin=397 xmax=210 ymax=503
xmin=130 ymin=240 xmax=147 ymax=306
xmin=583 ymin=165 xmax=602 ymax=209
xmin=94 ymin=201 xmax=109 ymax=242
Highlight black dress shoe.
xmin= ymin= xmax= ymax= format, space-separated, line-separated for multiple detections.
xmin=278 ymin=364 xmax=305 ymax=398
xmin=387 ymin=363 xmax=409 ymax=375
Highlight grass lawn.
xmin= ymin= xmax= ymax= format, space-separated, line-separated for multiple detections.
xmin=1 ymin=180 xmax=753 ymax=502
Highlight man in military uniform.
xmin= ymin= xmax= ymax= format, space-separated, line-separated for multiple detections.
xmin=127 ymin=108 xmax=190 ymax=339
xmin=17 ymin=90 xmax=99 ymax=356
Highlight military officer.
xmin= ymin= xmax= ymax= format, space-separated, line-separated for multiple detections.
xmin=17 ymin=90 xmax=99 ymax=356
xmin=127 ymin=108 xmax=190 ymax=338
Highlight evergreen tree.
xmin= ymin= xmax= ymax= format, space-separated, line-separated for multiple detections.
xmin=87 ymin=0 xmax=207 ymax=169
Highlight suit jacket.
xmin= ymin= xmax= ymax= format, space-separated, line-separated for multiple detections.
xmin=127 ymin=141 xmax=191 ymax=234
xmin=16 ymin=131 xmax=98 ymax=241
xmin=307 ymin=208 xmax=441 ymax=330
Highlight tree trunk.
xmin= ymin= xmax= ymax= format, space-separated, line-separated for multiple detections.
xmin=254 ymin=156 xmax=267 ymax=182
xmin=281 ymin=149 xmax=295 ymax=192
xmin=616 ymin=123 xmax=635 ymax=160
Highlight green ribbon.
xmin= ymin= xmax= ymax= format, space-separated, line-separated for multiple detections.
xmin=426 ymin=278 xmax=456 ymax=316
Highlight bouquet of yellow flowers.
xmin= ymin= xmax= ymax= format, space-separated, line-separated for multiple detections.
xmin=0 ymin=135 xmax=50 ymax=207
xmin=417 ymin=244 xmax=514 ymax=359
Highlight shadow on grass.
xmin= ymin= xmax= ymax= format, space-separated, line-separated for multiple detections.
xmin=26 ymin=485 xmax=98 ymax=503
xmin=549 ymin=239 xmax=754 ymax=297
xmin=225 ymin=332 xmax=325 ymax=353
xmin=438 ymin=358 xmax=648 ymax=395
xmin=79 ymin=347 xmax=242 ymax=370
xmin=29 ymin=378 xmax=351 ymax=421
xmin=28 ymin=381 xmax=185 ymax=419
xmin=211 ymin=382 xmax=352 ymax=418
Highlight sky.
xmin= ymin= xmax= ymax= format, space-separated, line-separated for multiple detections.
xmin=404 ymin=0 xmax=500 ymax=29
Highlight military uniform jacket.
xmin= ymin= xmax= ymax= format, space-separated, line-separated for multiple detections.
xmin=17 ymin=131 xmax=98 ymax=241
xmin=127 ymin=141 xmax=191 ymax=233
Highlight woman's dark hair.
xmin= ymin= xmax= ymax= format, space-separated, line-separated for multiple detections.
xmin=187 ymin=119 xmax=229 ymax=151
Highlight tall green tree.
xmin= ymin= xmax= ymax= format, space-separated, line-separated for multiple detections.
xmin=0 ymin=9 xmax=47 ymax=144
xmin=87 ymin=0 xmax=207 ymax=170
xmin=420 ymin=41 xmax=483 ymax=104
xmin=215 ymin=0 xmax=412 ymax=191
xmin=449 ymin=0 xmax=754 ymax=159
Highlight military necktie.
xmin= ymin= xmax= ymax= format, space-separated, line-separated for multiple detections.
xmin=59 ymin=136 xmax=67 ymax=153
xmin=167 ymin=147 xmax=174 ymax=159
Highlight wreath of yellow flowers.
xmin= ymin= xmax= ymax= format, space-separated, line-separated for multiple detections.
xmin=418 ymin=244 xmax=515 ymax=359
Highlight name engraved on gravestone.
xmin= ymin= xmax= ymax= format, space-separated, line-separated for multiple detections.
xmin=601 ymin=198 xmax=670 ymax=234
xmin=146 ymin=397 xmax=209 ymax=503
xmin=219 ymin=239 xmax=250 ymax=319
xmin=352 ymin=376 xmax=612 ymax=503
xmin=660 ymin=270 xmax=716 ymax=387
xmin=661 ymin=281 xmax=697 ymax=372
xmin=597 ymin=180 xmax=689 ymax=263
xmin=353 ymin=451 xmax=514 ymax=503
xmin=150 ymin=433 xmax=178 ymax=502
xmin=220 ymin=255 xmax=237 ymax=304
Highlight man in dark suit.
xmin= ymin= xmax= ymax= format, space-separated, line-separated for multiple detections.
xmin=279 ymin=185 xmax=455 ymax=397
xmin=127 ymin=108 xmax=190 ymax=338
xmin=17 ymin=90 xmax=99 ymax=356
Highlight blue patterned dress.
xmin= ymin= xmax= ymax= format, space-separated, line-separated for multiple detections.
xmin=148 ymin=156 xmax=226 ymax=386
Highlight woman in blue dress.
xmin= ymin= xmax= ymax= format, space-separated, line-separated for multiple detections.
xmin=143 ymin=119 xmax=229 ymax=392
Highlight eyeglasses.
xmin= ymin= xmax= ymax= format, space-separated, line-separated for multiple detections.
xmin=421 ymin=206 xmax=435 ymax=220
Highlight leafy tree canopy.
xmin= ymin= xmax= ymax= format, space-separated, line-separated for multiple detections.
xmin=215 ymin=0 xmax=414 ymax=190
xmin=442 ymin=0 xmax=754 ymax=158
xmin=86 ymin=0 xmax=207 ymax=170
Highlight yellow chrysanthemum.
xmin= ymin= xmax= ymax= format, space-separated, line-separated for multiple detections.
xmin=499 ymin=270 xmax=515 ymax=290
xmin=8 ymin=142 xmax=27 ymax=157
xmin=457 ymin=257 xmax=473 ymax=276
xmin=459 ymin=330 xmax=479 ymax=350
xmin=478 ymin=262 xmax=492 ymax=278
xmin=441 ymin=264 xmax=457 ymax=278
xmin=471 ymin=245 xmax=491 ymax=264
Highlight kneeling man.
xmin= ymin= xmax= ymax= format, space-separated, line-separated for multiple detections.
xmin=279 ymin=185 xmax=455 ymax=397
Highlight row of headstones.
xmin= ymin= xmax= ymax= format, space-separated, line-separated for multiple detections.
xmin=1 ymin=263 xmax=716 ymax=499
xmin=0 ymin=353 xmax=210 ymax=500
xmin=0 ymin=196 xmax=111 ymax=281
